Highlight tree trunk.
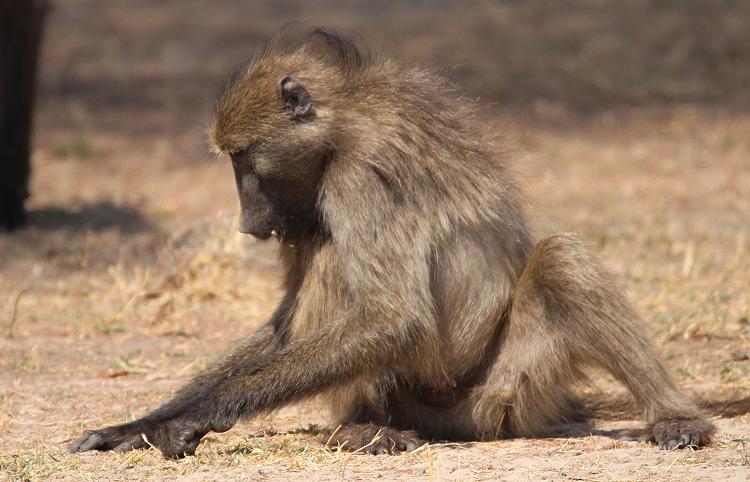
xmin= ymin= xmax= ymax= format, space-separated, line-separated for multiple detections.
xmin=0 ymin=0 xmax=48 ymax=230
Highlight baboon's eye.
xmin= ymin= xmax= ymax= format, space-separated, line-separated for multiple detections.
xmin=231 ymin=141 xmax=270 ymax=173
xmin=239 ymin=141 xmax=262 ymax=155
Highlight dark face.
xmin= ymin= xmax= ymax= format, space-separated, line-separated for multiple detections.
xmin=230 ymin=139 xmax=327 ymax=240
xmin=214 ymin=72 xmax=333 ymax=241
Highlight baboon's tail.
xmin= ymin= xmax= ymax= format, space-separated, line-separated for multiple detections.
xmin=582 ymin=389 xmax=750 ymax=420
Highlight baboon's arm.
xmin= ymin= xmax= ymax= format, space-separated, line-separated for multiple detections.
xmin=69 ymin=310 xmax=426 ymax=458
xmin=68 ymin=307 xmax=285 ymax=457
xmin=139 ymin=294 xmax=299 ymax=419
xmin=157 ymin=314 xmax=423 ymax=424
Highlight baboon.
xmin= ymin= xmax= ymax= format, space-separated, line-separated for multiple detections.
xmin=69 ymin=29 xmax=714 ymax=458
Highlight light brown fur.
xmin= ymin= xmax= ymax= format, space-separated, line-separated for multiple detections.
xmin=69 ymin=28 xmax=713 ymax=459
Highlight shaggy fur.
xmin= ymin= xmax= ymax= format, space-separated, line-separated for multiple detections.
xmin=69 ymin=28 xmax=713 ymax=458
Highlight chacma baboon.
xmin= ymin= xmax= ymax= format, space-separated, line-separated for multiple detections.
xmin=69 ymin=28 xmax=714 ymax=458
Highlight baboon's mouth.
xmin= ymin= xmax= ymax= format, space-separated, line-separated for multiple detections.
xmin=252 ymin=229 xmax=281 ymax=241
xmin=238 ymin=227 xmax=274 ymax=240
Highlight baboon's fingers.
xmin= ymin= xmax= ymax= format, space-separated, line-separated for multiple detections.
xmin=68 ymin=428 xmax=133 ymax=453
xmin=112 ymin=435 xmax=148 ymax=453
xmin=162 ymin=434 xmax=201 ymax=459
xmin=68 ymin=430 xmax=108 ymax=453
xmin=154 ymin=423 xmax=209 ymax=459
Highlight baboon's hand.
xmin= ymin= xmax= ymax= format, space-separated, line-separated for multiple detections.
xmin=68 ymin=426 xmax=148 ymax=454
xmin=69 ymin=415 xmax=227 ymax=459
xmin=650 ymin=418 xmax=715 ymax=450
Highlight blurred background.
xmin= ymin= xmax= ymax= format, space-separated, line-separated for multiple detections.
xmin=1 ymin=1 xmax=749 ymax=479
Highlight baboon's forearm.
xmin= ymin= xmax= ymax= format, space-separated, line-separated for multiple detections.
xmin=132 ymin=320 xmax=278 ymax=423
xmin=164 ymin=318 xmax=426 ymax=428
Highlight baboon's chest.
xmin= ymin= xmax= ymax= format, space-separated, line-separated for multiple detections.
xmin=288 ymin=243 xmax=353 ymax=341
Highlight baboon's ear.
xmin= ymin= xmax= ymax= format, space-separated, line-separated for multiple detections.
xmin=278 ymin=75 xmax=314 ymax=120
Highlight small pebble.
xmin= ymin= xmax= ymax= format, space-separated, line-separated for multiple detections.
xmin=730 ymin=351 xmax=749 ymax=362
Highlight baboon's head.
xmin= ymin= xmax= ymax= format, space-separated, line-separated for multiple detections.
xmin=210 ymin=29 xmax=362 ymax=241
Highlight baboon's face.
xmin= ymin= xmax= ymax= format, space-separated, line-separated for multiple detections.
xmin=215 ymin=74 xmax=331 ymax=241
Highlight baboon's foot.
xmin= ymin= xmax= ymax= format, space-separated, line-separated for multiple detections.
xmin=650 ymin=417 xmax=715 ymax=450
xmin=325 ymin=423 xmax=424 ymax=454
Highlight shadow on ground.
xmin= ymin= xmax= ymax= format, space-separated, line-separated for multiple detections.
xmin=25 ymin=202 xmax=156 ymax=233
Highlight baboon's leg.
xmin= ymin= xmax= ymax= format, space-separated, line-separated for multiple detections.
xmin=470 ymin=324 xmax=582 ymax=440
xmin=472 ymin=234 xmax=713 ymax=448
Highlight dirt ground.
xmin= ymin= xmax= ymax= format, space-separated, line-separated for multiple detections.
xmin=2 ymin=2 xmax=750 ymax=481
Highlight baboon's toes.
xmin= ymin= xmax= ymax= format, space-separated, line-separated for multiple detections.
xmin=325 ymin=424 xmax=424 ymax=455
xmin=650 ymin=417 xmax=715 ymax=450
